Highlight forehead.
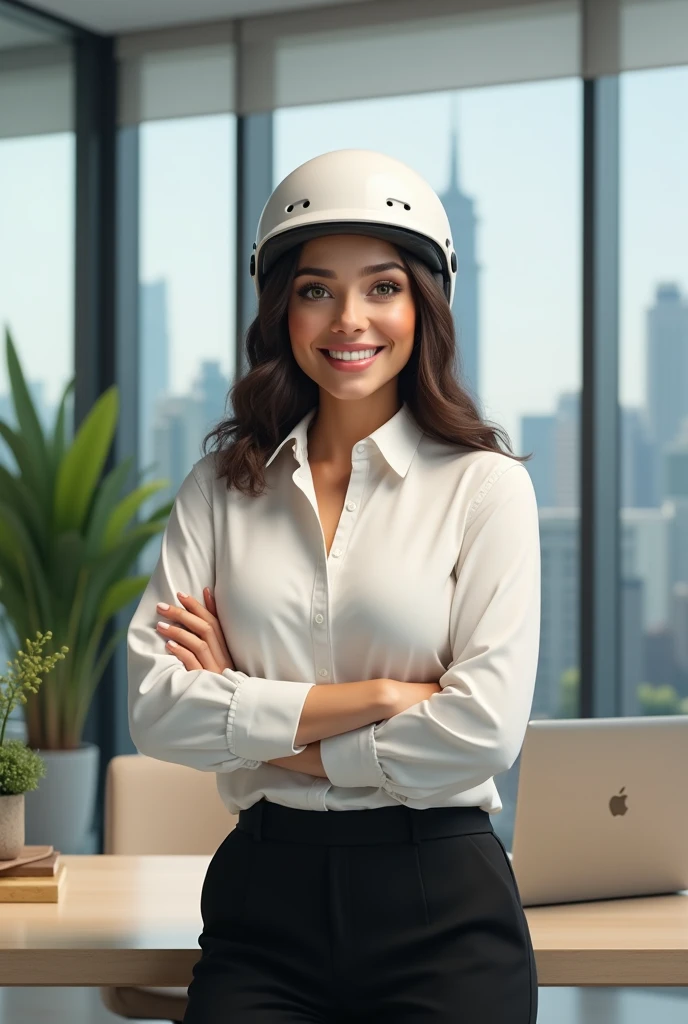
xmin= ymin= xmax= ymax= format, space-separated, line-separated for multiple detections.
xmin=298 ymin=233 xmax=400 ymax=264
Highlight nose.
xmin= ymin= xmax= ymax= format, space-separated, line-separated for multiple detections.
xmin=330 ymin=290 xmax=369 ymax=336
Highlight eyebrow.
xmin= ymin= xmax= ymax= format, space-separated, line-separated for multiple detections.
xmin=293 ymin=261 xmax=407 ymax=281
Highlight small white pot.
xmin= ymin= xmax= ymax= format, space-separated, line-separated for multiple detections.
xmin=0 ymin=793 xmax=25 ymax=860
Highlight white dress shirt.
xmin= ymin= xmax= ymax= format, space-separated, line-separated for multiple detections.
xmin=128 ymin=401 xmax=541 ymax=815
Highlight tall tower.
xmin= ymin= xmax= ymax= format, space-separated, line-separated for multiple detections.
xmin=438 ymin=93 xmax=481 ymax=408
xmin=646 ymin=283 xmax=688 ymax=453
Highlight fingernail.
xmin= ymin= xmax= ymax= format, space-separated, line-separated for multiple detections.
xmin=157 ymin=602 xmax=169 ymax=610
xmin=157 ymin=621 xmax=169 ymax=630
xmin=177 ymin=591 xmax=188 ymax=599
xmin=167 ymin=639 xmax=178 ymax=647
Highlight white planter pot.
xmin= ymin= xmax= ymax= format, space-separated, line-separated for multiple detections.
xmin=0 ymin=793 xmax=24 ymax=860
xmin=24 ymin=742 xmax=100 ymax=854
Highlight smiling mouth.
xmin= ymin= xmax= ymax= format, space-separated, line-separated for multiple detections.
xmin=318 ymin=346 xmax=384 ymax=357
xmin=318 ymin=346 xmax=385 ymax=369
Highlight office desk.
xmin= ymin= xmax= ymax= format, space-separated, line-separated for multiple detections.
xmin=0 ymin=856 xmax=687 ymax=987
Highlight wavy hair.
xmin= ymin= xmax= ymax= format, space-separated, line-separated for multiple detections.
xmin=202 ymin=242 xmax=533 ymax=496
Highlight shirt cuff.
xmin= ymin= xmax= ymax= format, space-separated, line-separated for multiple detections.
xmin=320 ymin=725 xmax=387 ymax=788
xmin=224 ymin=672 xmax=315 ymax=761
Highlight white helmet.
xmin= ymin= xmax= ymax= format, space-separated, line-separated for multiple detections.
xmin=251 ymin=149 xmax=457 ymax=307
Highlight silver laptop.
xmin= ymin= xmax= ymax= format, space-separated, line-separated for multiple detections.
xmin=509 ymin=715 xmax=688 ymax=907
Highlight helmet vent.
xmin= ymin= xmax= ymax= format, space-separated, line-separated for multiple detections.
xmin=386 ymin=197 xmax=412 ymax=211
xmin=285 ymin=199 xmax=310 ymax=214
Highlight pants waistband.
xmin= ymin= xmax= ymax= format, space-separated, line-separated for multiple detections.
xmin=236 ymin=798 xmax=493 ymax=845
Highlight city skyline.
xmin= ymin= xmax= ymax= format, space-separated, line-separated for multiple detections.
xmin=1 ymin=68 xmax=688 ymax=436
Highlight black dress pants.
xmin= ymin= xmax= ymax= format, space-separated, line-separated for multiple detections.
xmin=182 ymin=798 xmax=538 ymax=1023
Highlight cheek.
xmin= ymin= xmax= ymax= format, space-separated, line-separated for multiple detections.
xmin=382 ymin=299 xmax=416 ymax=342
xmin=287 ymin=304 xmax=317 ymax=348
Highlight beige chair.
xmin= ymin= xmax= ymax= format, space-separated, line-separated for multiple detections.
xmin=99 ymin=753 xmax=238 ymax=1023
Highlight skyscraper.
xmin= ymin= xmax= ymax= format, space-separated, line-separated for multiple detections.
xmin=438 ymin=94 xmax=480 ymax=409
xmin=646 ymin=283 xmax=688 ymax=463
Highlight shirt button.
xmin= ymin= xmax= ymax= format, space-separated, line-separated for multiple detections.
xmin=356 ymin=443 xmax=365 ymax=453
xmin=315 ymin=613 xmax=324 ymax=624
xmin=332 ymin=548 xmax=342 ymax=557
xmin=319 ymin=668 xmax=329 ymax=678
xmin=346 ymin=501 xmax=356 ymax=511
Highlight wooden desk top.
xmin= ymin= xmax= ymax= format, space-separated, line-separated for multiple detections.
xmin=1 ymin=856 xmax=687 ymax=986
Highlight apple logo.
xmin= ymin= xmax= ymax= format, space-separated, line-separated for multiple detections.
xmin=609 ymin=787 xmax=628 ymax=816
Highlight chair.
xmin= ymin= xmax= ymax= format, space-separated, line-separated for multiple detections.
xmin=99 ymin=753 xmax=238 ymax=1023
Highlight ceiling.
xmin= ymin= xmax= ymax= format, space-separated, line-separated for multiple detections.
xmin=12 ymin=0 xmax=373 ymax=34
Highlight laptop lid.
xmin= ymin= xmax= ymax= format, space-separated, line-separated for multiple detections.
xmin=510 ymin=715 xmax=688 ymax=907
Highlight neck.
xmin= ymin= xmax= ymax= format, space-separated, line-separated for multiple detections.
xmin=307 ymin=384 xmax=402 ymax=469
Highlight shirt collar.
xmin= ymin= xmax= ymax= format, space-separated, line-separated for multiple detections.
xmin=264 ymin=401 xmax=423 ymax=478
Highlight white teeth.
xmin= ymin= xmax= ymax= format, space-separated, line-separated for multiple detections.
xmin=325 ymin=348 xmax=379 ymax=361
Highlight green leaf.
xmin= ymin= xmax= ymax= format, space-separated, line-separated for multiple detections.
xmin=46 ymin=532 xmax=87 ymax=611
xmin=53 ymin=386 xmax=118 ymax=534
xmin=142 ymin=498 xmax=175 ymax=523
xmin=103 ymin=480 xmax=171 ymax=550
xmin=76 ymin=519 xmax=167 ymax=648
xmin=97 ymin=575 xmax=150 ymax=624
xmin=84 ymin=457 xmax=134 ymax=560
xmin=0 ymin=570 xmax=27 ymax=652
xmin=0 ymin=465 xmax=47 ymax=557
xmin=49 ymin=377 xmax=75 ymax=469
xmin=0 ymin=500 xmax=53 ymax=630
xmin=0 ymin=421 xmax=36 ymax=485
xmin=4 ymin=328 xmax=51 ymax=507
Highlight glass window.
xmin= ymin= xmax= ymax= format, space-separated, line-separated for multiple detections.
xmin=0 ymin=17 xmax=75 ymax=739
xmin=274 ymin=80 xmax=582 ymax=849
xmin=138 ymin=113 xmax=237 ymax=574
xmin=620 ymin=65 xmax=688 ymax=718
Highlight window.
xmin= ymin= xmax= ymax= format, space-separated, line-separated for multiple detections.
xmin=137 ymin=113 xmax=237 ymax=573
xmin=0 ymin=15 xmax=75 ymax=738
xmin=619 ymin=65 xmax=688 ymax=718
xmin=275 ymin=79 xmax=582 ymax=848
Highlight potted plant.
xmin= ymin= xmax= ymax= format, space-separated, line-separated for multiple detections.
xmin=0 ymin=326 xmax=174 ymax=853
xmin=0 ymin=631 xmax=67 ymax=859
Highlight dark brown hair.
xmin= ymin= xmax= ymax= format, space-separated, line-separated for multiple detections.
xmin=202 ymin=241 xmax=533 ymax=497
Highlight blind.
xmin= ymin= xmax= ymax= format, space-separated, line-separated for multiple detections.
xmin=117 ymin=22 xmax=236 ymax=125
xmin=620 ymin=0 xmax=688 ymax=72
xmin=113 ymin=0 xmax=688 ymax=124
xmin=0 ymin=44 xmax=73 ymax=139
xmin=240 ymin=0 xmax=579 ymax=114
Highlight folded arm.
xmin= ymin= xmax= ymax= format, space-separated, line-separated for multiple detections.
xmin=319 ymin=463 xmax=542 ymax=796
xmin=128 ymin=462 xmax=317 ymax=771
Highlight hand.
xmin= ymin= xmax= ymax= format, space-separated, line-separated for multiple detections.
xmin=156 ymin=588 xmax=236 ymax=673
xmin=384 ymin=679 xmax=443 ymax=717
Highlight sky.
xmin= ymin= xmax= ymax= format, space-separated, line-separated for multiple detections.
xmin=1 ymin=66 xmax=687 ymax=453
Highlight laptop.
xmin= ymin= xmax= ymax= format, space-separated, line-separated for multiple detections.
xmin=508 ymin=715 xmax=688 ymax=907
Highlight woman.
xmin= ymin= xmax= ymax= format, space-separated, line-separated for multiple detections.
xmin=128 ymin=148 xmax=541 ymax=1023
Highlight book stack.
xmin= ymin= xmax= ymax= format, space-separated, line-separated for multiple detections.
xmin=0 ymin=846 xmax=66 ymax=902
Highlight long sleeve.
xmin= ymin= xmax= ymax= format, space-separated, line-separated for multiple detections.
xmin=127 ymin=461 xmax=315 ymax=771
xmin=319 ymin=463 xmax=541 ymax=796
